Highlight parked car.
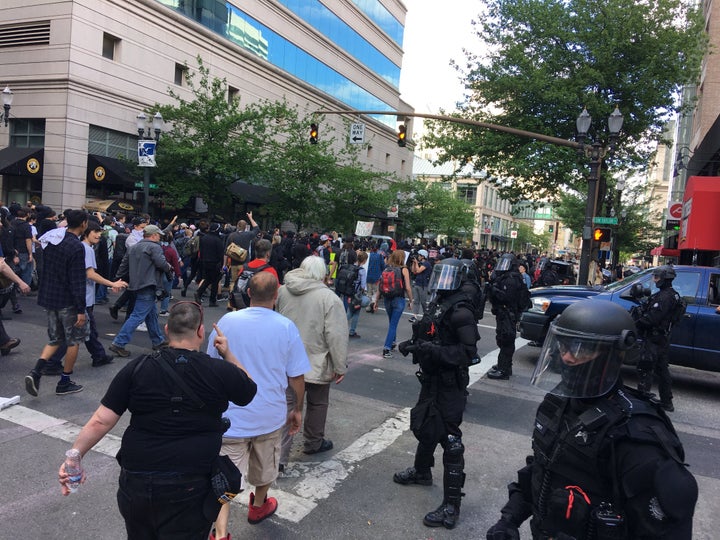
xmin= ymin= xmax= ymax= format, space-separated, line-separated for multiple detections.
xmin=519 ymin=265 xmax=720 ymax=372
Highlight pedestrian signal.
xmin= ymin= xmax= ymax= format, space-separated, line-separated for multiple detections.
xmin=310 ymin=123 xmax=319 ymax=144
xmin=593 ymin=228 xmax=611 ymax=242
xmin=397 ymin=124 xmax=407 ymax=147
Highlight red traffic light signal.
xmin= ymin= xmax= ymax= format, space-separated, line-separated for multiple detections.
xmin=310 ymin=123 xmax=318 ymax=144
xmin=593 ymin=227 xmax=611 ymax=242
xmin=397 ymin=124 xmax=407 ymax=147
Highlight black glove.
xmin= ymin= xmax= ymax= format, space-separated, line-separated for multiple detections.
xmin=486 ymin=517 xmax=520 ymax=540
xmin=398 ymin=340 xmax=416 ymax=357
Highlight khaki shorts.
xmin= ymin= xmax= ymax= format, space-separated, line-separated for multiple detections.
xmin=221 ymin=426 xmax=282 ymax=488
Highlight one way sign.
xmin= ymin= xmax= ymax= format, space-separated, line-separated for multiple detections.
xmin=349 ymin=123 xmax=365 ymax=144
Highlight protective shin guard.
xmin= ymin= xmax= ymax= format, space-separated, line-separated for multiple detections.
xmin=443 ymin=436 xmax=465 ymax=507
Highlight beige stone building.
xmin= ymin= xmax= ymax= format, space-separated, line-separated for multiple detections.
xmin=0 ymin=0 xmax=412 ymax=216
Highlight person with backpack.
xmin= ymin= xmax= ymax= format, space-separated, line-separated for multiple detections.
xmin=379 ymin=249 xmax=413 ymax=358
xmin=365 ymin=245 xmax=385 ymax=313
xmin=229 ymin=239 xmax=278 ymax=310
xmin=486 ymin=253 xmax=531 ymax=380
xmin=630 ymin=265 xmax=685 ymax=412
xmin=335 ymin=250 xmax=368 ymax=338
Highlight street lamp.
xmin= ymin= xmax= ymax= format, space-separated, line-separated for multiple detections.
xmin=136 ymin=111 xmax=163 ymax=214
xmin=576 ymin=106 xmax=623 ymax=285
xmin=1 ymin=86 xmax=13 ymax=127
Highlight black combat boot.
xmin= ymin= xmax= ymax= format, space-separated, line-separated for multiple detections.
xmin=393 ymin=466 xmax=432 ymax=486
xmin=423 ymin=500 xmax=459 ymax=529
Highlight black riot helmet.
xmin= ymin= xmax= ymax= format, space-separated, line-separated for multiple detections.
xmin=495 ymin=253 xmax=518 ymax=274
xmin=428 ymin=258 xmax=467 ymax=294
xmin=531 ymin=300 xmax=637 ymax=398
xmin=652 ymin=265 xmax=676 ymax=289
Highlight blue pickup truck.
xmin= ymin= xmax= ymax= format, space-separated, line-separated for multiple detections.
xmin=519 ymin=265 xmax=720 ymax=372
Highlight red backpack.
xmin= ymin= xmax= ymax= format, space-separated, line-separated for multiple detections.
xmin=380 ymin=267 xmax=405 ymax=298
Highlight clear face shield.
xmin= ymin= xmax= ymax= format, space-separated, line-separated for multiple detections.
xmin=531 ymin=322 xmax=631 ymax=398
xmin=428 ymin=263 xmax=463 ymax=298
xmin=496 ymin=256 xmax=514 ymax=273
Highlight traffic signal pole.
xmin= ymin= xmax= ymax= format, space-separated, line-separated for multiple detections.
xmin=316 ymin=109 xmax=615 ymax=285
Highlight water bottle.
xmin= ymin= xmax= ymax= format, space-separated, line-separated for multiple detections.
xmin=64 ymin=449 xmax=83 ymax=493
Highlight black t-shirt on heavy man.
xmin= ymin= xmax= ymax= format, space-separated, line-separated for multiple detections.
xmin=101 ymin=347 xmax=257 ymax=474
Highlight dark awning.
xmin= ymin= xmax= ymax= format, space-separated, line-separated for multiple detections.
xmin=87 ymin=154 xmax=136 ymax=185
xmin=0 ymin=146 xmax=43 ymax=176
xmin=229 ymin=181 xmax=273 ymax=204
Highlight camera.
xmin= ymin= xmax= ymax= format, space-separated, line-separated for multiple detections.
xmin=156 ymin=288 xmax=169 ymax=301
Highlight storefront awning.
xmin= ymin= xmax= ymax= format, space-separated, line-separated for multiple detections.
xmin=0 ymin=146 xmax=43 ymax=176
xmin=229 ymin=181 xmax=273 ymax=204
xmin=87 ymin=154 xmax=136 ymax=185
xmin=650 ymin=246 xmax=680 ymax=257
xmin=83 ymin=199 xmax=139 ymax=214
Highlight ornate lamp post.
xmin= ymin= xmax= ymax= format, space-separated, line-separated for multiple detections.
xmin=1 ymin=86 xmax=13 ymax=127
xmin=576 ymin=106 xmax=623 ymax=285
xmin=136 ymin=111 xmax=163 ymax=214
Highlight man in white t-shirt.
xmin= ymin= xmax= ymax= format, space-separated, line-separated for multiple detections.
xmin=207 ymin=271 xmax=309 ymax=539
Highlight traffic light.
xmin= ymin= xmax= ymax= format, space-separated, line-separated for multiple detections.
xmin=309 ymin=123 xmax=318 ymax=144
xmin=593 ymin=227 xmax=611 ymax=242
xmin=548 ymin=224 xmax=554 ymax=233
xmin=397 ymin=124 xmax=407 ymax=147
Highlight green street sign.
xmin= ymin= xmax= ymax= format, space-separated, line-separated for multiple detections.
xmin=134 ymin=182 xmax=158 ymax=189
xmin=593 ymin=216 xmax=618 ymax=225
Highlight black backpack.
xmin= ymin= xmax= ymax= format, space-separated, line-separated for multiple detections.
xmin=335 ymin=264 xmax=360 ymax=297
xmin=233 ymin=263 xmax=270 ymax=309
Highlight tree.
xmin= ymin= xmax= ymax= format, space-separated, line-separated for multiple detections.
xmin=396 ymin=179 xmax=476 ymax=241
xmin=152 ymin=57 xmax=396 ymax=228
xmin=553 ymin=179 xmax=663 ymax=255
xmin=153 ymin=57 xmax=278 ymax=211
xmin=423 ymin=0 xmax=707 ymax=203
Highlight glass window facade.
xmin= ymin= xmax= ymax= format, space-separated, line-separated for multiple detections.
xmin=351 ymin=0 xmax=404 ymax=46
xmin=10 ymin=119 xmax=45 ymax=148
xmin=88 ymin=125 xmax=137 ymax=160
xmin=156 ymin=0 xmax=399 ymax=127
xmin=279 ymin=0 xmax=400 ymax=87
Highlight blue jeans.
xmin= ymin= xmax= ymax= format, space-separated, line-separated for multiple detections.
xmin=343 ymin=295 xmax=361 ymax=335
xmin=17 ymin=253 xmax=33 ymax=286
xmin=113 ymin=289 xmax=164 ymax=347
xmin=160 ymin=274 xmax=172 ymax=312
xmin=383 ymin=296 xmax=406 ymax=350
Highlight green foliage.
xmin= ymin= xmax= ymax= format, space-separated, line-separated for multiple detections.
xmin=149 ymin=57 xmax=396 ymax=229
xmin=423 ymin=0 xmax=707 ymax=203
xmin=396 ymin=179 xmax=476 ymax=241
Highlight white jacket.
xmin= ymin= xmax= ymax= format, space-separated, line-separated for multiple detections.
xmin=276 ymin=269 xmax=348 ymax=384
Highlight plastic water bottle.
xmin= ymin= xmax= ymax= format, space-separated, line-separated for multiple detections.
xmin=64 ymin=449 xmax=83 ymax=493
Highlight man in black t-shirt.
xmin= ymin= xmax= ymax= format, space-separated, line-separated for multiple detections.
xmin=58 ymin=301 xmax=257 ymax=540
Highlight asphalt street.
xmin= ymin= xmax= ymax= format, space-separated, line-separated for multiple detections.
xmin=0 ymin=288 xmax=719 ymax=539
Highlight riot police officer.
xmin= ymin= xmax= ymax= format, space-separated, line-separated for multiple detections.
xmin=631 ymin=264 xmax=683 ymax=412
xmin=534 ymin=257 xmax=560 ymax=287
xmin=486 ymin=300 xmax=697 ymax=540
xmin=487 ymin=253 xmax=528 ymax=380
xmin=394 ymin=258 xmax=482 ymax=529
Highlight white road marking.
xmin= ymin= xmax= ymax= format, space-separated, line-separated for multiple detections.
xmin=0 ymin=336 xmax=528 ymax=523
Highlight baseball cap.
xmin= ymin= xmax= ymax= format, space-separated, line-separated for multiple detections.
xmin=320 ymin=234 xmax=329 ymax=241
xmin=143 ymin=224 xmax=162 ymax=236
xmin=418 ymin=249 xmax=429 ymax=258
xmin=132 ymin=216 xmax=147 ymax=226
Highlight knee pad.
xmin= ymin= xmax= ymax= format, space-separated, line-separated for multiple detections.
xmin=443 ymin=436 xmax=464 ymax=467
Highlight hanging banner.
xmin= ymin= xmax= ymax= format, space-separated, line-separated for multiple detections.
xmin=138 ymin=140 xmax=157 ymax=167
xmin=355 ymin=220 xmax=374 ymax=237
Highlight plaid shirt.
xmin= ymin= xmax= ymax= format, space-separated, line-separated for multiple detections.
xmin=38 ymin=231 xmax=86 ymax=311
